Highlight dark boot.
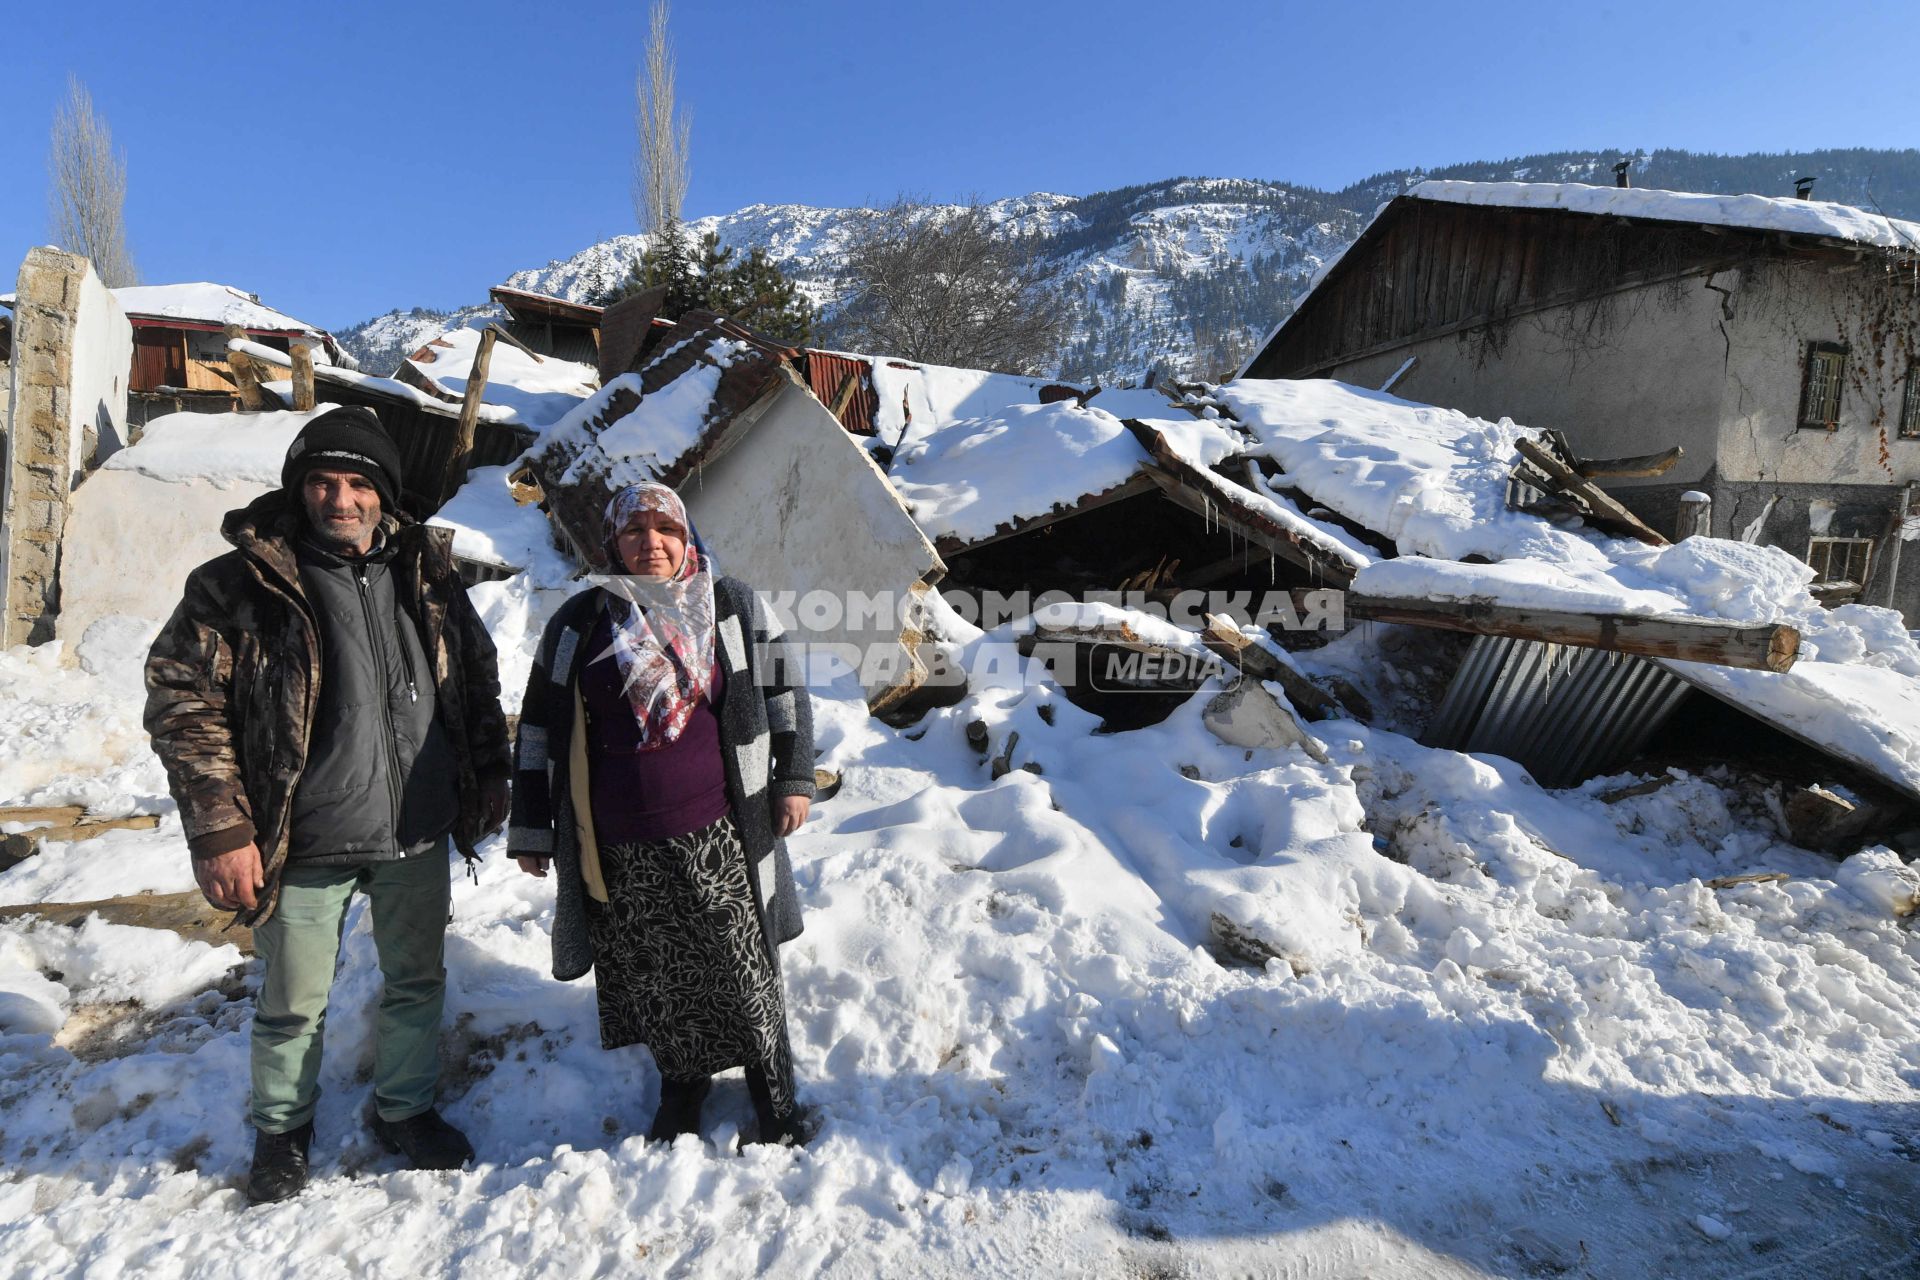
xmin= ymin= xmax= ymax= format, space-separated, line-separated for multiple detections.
xmin=246 ymin=1120 xmax=313 ymax=1204
xmin=648 ymin=1075 xmax=712 ymax=1142
xmin=744 ymin=1064 xmax=805 ymax=1147
xmin=371 ymin=1108 xmax=475 ymax=1170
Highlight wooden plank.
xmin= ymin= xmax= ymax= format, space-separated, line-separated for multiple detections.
xmin=0 ymin=804 xmax=86 ymax=825
xmin=1122 ymin=419 xmax=1359 ymax=586
xmin=442 ymin=327 xmax=498 ymax=505
xmin=1345 ymin=592 xmax=1798 ymax=672
xmin=1576 ymin=445 xmax=1683 ymax=479
xmin=289 ymin=339 xmax=316 ymax=412
xmin=488 ymin=321 xmax=543 ymax=363
xmin=1514 ymin=437 xmax=1671 ymax=546
xmin=1200 ymin=614 xmax=1339 ymax=719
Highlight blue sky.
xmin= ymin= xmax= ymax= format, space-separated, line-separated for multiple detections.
xmin=4 ymin=0 xmax=1916 ymax=330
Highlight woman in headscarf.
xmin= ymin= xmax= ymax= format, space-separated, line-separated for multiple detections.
xmin=508 ymin=482 xmax=815 ymax=1145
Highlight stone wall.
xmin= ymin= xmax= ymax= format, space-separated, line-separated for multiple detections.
xmin=1 ymin=248 xmax=131 ymax=646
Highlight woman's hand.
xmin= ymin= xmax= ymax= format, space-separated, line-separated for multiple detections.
xmin=774 ymin=796 xmax=810 ymax=838
xmin=514 ymin=855 xmax=550 ymax=878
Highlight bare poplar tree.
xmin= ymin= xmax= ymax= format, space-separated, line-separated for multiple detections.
xmin=632 ymin=0 xmax=691 ymax=237
xmin=825 ymin=196 xmax=1066 ymax=375
xmin=47 ymin=74 xmax=137 ymax=287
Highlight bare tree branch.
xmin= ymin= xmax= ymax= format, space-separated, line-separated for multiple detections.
xmin=46 ymin=74 xmax=137 ymax=287
xmin=632 ymin=0 xmax=691 ymax=238
xmin=824 ymin=196 xmax=1065 ymax=375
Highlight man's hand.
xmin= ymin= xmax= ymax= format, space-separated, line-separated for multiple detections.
xmin=514 ymin=856 xmax=549 ymax=878
xmin=195 ymin=842 xmax=266 ymax=911
xmin=481 ymin=774 xmax=510 ymax=836
xmin=774 ymin=795 xmax=810 ymax=838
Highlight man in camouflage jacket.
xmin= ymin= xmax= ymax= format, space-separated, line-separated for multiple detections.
xmin=144 ymin=407 xmax=510 ymax=1203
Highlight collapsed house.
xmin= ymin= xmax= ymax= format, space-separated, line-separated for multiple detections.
xmin=1240 ymin=178 xmax=1920 ymax=620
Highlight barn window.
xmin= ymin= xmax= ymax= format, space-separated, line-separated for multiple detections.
xmin=1797 ymin=342 xmax=1847 ymax=429
xmin=1806 ymin=536 xmax=1872 ymax=592
xmin=1901 ymin=363 xmax=1920 ymax=439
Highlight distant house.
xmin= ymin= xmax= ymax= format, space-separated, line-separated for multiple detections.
xmin=115 ymin=283 xmax=349 ymax=427
xmin=1240 ymin=180 xmax=1920 ymax=620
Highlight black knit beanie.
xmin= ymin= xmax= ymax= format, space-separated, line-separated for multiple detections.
xmin=282 ymin=407 xmax=404 ymax=512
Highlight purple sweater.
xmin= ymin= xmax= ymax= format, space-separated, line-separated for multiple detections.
xmin=579 ymin=611 xmax=730 ymax=844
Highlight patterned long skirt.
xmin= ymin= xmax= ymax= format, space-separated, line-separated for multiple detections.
xmin=584 ymin=813 xmax=796 ymax=1117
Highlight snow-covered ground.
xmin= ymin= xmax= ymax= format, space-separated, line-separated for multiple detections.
xmin=3 ymin=594 xmax=1918 ymax=1276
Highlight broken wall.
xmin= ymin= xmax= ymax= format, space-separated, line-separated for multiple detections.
xmin=680 ymin=375 xmax=944 ymax=700
xmin=2 ymin=248 xmax=132 ymax=646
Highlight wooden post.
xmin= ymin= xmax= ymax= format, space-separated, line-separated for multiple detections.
xmin=1515 ymin=437 xmax=1670 ymax=546
xmin=289 ymin=339 xmax=317 ymax=411
xmin=223 ymin=323 xmax=268 ymax=412
xmin=443 ymin=327 xmax=498 ymax=504
xmin=1676 ymin=491 xmax=1711 ymax=540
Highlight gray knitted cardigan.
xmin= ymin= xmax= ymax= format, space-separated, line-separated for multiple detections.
xmin=507 ymin=577 xmax=815 ymax=981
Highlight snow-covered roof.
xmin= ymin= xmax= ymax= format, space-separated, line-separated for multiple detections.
xmin=403 ymin=326 xmax=597 ymax=430
xmin=110 ymin=283 xmax=325 ymax=334
xmin=1221 ymin=377 xmax=1920 ymax=799
xmin=1407 ymin=179 xmax=1920 ymax=254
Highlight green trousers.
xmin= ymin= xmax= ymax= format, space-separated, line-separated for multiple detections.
xmin=249 ymin=843 xmax=451 ymax=1133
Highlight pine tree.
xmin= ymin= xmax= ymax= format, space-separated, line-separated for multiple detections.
xmin=594 ymin=224 xmax=812 ymax=345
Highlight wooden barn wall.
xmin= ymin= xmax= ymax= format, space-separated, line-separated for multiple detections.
xmin=1247 ymin=203 xmax=1752 ymax=379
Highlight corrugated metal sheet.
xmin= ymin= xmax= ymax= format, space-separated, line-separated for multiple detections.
xmin=801 ymin=351 xmax=879 ymax=436
xmin=1424 ymin=634 xmax=1690 ymax=785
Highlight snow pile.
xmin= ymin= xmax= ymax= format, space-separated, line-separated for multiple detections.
xmin=100 ymin=407 xmax=323 ymax=489
xmin=888 ymin=402 xmax=1149 ymax=545
xmin=1410 ymin=179 xmax=1920 ymax=254
xmin=3 ymin=599 xmax=1919 ymax=1273
xmin=403 ymin=327 xmax=597 ymax=429
xmin=871 ymin=360 xmax=1082 ymax=450
xmin=1223 ymin=377 xmax=1920 ymax=796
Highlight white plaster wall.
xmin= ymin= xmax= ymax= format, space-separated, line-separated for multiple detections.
xmin=681 ymin=378 xmax=943 ymax=696
xmin=67 ymin=264 xmax=132 ymax=473
xmin=1716 ymin=259 xmax=1920 ymax=485
xmin=1316 ymin=274 xmax=1736 ymax=488
xmin=55 ymin=469 xmax=267 ymax=644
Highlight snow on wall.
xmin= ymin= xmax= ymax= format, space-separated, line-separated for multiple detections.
xmin=67 ymin=267 xmax=131 ymax=473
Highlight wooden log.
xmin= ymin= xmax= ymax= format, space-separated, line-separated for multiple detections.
xmin=222 ymin=323 xmax=269 ymax=412
xmin=1676 ymin=491 xmax=1712 ymax=540
xmin=442 ymin=327 xmax=499 ymax=505
xmin=1705 ymin=872 xmax=1789 ymax=889
xmin=289 ymin=339 xmax=316 ymax=411
xmin=828 ymin=366 xmax=862 ymax=419
xmin=1576 ymin=445 xmax=1683 ymax=479
xmin=488 ymin=321 xmax=543 ymax=363
xmin=1514 ymin=437 xmax=1670 ymax=546
xmin=1200 ymin=614 xmax=1339 ymax=720
xmin=1344 ymin=592 xmax=1799 ymax=672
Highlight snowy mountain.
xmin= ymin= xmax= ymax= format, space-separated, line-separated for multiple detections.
xmin=335 ymin=148 xmax=1920 ymax=384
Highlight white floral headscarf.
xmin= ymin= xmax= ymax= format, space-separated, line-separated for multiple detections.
xmin=590 ymin=483 xmax=718 ymax=748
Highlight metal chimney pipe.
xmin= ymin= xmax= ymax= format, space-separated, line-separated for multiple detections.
xmin=1613 ymin=160 xmax=1632 ymax=188
xmin=1795 ymin=176 xmax=1816 ymax=200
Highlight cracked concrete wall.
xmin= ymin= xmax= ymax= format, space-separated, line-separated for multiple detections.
xmin=2 ymin=248 xmax=132 ymax=647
